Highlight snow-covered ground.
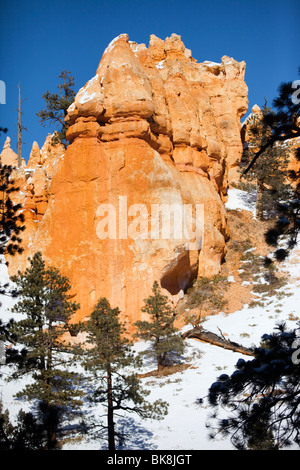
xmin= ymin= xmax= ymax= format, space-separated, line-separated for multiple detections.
xmin=225 ymin=187 xmax=257 ymax=214
xmin=0 ymin=188 xmax=299 ymax=450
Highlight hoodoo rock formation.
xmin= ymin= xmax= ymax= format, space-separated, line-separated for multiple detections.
xmin=2 ymin=34 xmax=248 ymax=329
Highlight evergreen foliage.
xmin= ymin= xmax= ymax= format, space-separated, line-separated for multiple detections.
xmin=244 ymin=70 xmax=300 ymax=261
xmin=37 ymin=71 xmax=75 ymax=145
xmin=0 ymin=163 xmax=25 ymax=259
xmin=0 ymin=127 xmax=8 ymax=136
xmin=0 ymin=145 xmax=25 ymax=380
xmin=134 ymin=281 xmax=185 ymax=371
xmin=0 ymin=157 xmax=25 ymax=347
xmin=0 ymin=399 xmax=58 ymax=450
xmin=6 ymin=252 xmax=84 ymax=449
xmin=0 ymin=399 xmax=14 ymax=450
xmin=83 ymin=297 xmax=168 ymax=450
xmin=244 ymin=71 xmax=300 ymax=174
xmin=207 ymin=322 xmax=300 ymax=449
xmin=0 ymin=397 xmax=72 ymax=450
xmin=241 ymin=102 xmax=292 ymax=221
xmin=184 ymin=275 xmax=229 ymax=327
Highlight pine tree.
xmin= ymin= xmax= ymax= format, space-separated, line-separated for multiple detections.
xmin=134 ymin=281 xmax=185 ymax=371
xmin=0 ymin=159 xmax=25 ymax=308
xmin=184 ymin=275 xmax=229 ymax=328
xmin=12 ymin=407 xmax=47 ymax=450
xmin=7 ymin=252 xmax=83 ymax=449
xmin=16 ymin=83 xmax=28 ymax=167
xmin=244 ymin=70 xmax=300 ymax=260
xmin=241 ymin=103 xmax=292 ymax=221
xmin=207 ymin=322 xmax=300 ymax=449
xmin=0 ymin=124 xmax=25 ymax=261
xmin=244 ymin=72 xmax=300 ymax=175
xmin=0 ymin=398 xmax=55 ymax=450
xmin=0 ymin=140 xmax=25 ymax=378
xmin=83 ymin=297 xmax=168 ymax=450
xmin=37 ymin=70 xmax=75 ymax=146
xmin=0 ymin=163 xmax=25 ymax=259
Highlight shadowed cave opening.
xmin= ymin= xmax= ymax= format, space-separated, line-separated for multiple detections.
xmin=160 ymin=250 xmax=199 ymax=296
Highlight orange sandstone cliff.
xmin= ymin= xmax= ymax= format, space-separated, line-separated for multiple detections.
xmin=1 ymin=34 xmax=248 ymax=329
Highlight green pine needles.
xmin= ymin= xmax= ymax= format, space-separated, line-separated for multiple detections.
xmin=241 ymin=103 xmax=292 ymax=221
xmin=8 ymin=252 xmax=83 ymax=449
xmin=134 ymin=281 xmax=185 ymax=371
xmin=82 ymin=296 xmax=168 ymax=451
xmin=2 ymin=265 xmax=175 ymax=450
xmin=37 ymin=70 xmax=75 ymax=146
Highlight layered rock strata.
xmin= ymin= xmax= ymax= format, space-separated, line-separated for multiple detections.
xmin=3 ymin=34 xmax=248 ymax=329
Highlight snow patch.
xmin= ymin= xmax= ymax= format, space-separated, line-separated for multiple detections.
xmin=77 ymin=91 xmax=97 ymax=105
xmin=67 ymin=102 xmax=75 ymax=112
xmin=103 ymin=33 xmax=129 ymax=55
xmin=156 ymin=60 xmax=165 ymax=70
xmin=225 ymin=188 xmax=256 ymax=214
xmin=1 ymin=198 xmax=300 ymax=449
xmin=202 ymin=60 xmax=221 ymax=67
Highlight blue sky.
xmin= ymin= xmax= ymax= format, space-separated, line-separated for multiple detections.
xmin=0 ymin=0 xmax=299 ymax=159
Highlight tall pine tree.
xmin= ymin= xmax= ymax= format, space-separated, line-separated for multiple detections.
xmin=0 ymin=163 xmax=25 ymax=260
xmin=83 ymin=297 xmax=168 ymax=450
xmin=0 ymin=152 xmax=25 ymax=360
xmin=207 ymin=322 xmax=300 ymax=449
xmin=244 ymin=70 xmax=300 ymax=260
xmin=37 ymin=70 xmax=75 ymax=146
xmin=241 ymin=103 xmax=292 ymax=221
xmin=7 ymin=252 xmax=83 ymax=449
xmin=134 ymin=281 xmax=185 ymax=371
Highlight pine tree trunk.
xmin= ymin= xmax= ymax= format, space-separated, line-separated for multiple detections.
xmin=43 ymin=403 xmax=58 ymax=450
xmin=107 ymin=367 xmax=115 ymax=451
xmin=157 ymin=353 xmax=166 ymax=372
xmin=46 ymin=424 xmax=56 ymax=450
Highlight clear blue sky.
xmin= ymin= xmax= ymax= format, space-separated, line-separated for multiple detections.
xmin=0 ymin=0 xmax=299 ymax=159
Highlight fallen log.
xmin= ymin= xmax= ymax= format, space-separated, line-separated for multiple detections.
xmin=182 ymin=328 xmax=254 ymax=356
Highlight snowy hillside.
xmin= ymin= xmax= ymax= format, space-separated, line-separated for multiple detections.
xmin=0 ymin=188 xmax=300 ymax=450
